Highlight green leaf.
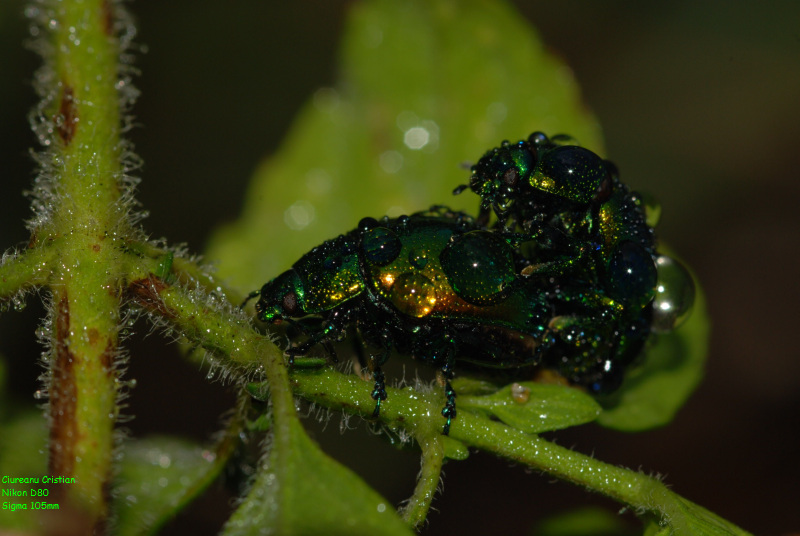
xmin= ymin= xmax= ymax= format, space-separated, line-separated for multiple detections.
xmin=0 ymin=412 xmax=48 ymax=532
xmin=113 ymin=437 xmax=228 ymax=536
xmin=222 ymin=420 xmax=412 ymax=536
xmin=458 ymin=382 xmax=601 ymax=434
xmin=596 ymin=279 xmax=709 ymax=431
xmin=664 ymin=494 xmax=753 ymax=536
xmin=534 ymin=506 xmax=636 ymax=536
xmin=441 ymin=435 xmax=470 ymax=460
xmin=206 ymin=0 xmax=601 ymax=290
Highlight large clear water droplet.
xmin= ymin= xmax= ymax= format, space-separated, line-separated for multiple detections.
xmin=389 ymin=272 xmax=437 ymax=318
xmin=651 ymin=255 xmax=695 ymax=333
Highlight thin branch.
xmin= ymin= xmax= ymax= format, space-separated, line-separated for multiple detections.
xmin=0 ymin=245 xmax=56 ymax=300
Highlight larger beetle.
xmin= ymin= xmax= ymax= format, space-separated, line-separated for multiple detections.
xmin=245 ymin=207 xmax=672 ymax=433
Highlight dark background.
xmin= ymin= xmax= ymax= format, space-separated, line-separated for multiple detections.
xmin=1 ymin=2 xmax=798 ymax=534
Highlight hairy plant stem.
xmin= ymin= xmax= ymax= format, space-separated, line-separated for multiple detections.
xmin=399 ymin=433 xmax=444 ymax=528
xmin=27 ymin=0 xmax=129 ymax=530
xmin=0 ymin=245 xmax=56 ymax=298
xmin=286 ymin=366 xmax=752 ymax=534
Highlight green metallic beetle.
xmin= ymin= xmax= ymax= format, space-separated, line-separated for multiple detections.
xmin=247 ymin=208 xmax=557 ymax=433
xmin=245 ymin=206 xmax=677 ymax=433
xmin=455 ymin=132 xmax=695 ymax=335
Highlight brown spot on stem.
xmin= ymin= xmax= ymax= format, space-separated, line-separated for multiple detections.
xmin=101 ymin=0 xmax=114 ymax=36
xmin=49 ymin=295 xmax=78 ymax=477
xmin=87 ymin=327 xmax=100 ymax=346
xmin=56 ymin=86 xmax=77 ymax=145
xmin=86 ymin=329 xmax=115 ymax=374
xmin=99 ymin=339 xmax=114 ymax=372
xmin=91 ymin=243 xmax=101 ymax=252
xmin=128 ymin=275 xmax=174 ymax=318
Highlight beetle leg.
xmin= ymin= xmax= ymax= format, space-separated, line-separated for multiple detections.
xmin=285 ymin=313 xmax=348 ymax=362
xmin=370 ymin=366 xmax=387 ymax=418
xmin=439 ymin=352 xmax=457 ymax=436
xmin=368 ymin=338 xmax=393 ymax=418
xmin=421 ymin=335 xmax=458 ymax=435
xmin=452 ymin=183 xmax=469 ymax=196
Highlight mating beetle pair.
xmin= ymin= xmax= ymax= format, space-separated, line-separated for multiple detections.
xmin=245 ymin=133 xmax=695 ymax=434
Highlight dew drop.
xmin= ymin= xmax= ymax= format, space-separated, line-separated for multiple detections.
xmin=651 ymin=255 xmax=695 ymax=332
xmin=12 ymin=297 xmax=26 ymax=311
xmin=389 ymin=272 xmax=437 ymax=318
xmin=510 ymin=382 xmax=530 ymax=404
xmin=408 ymin=248 xmax=428 ymax=269
xmin=404 ymin=127 xmax=429 ymax=150
xmin=283 ymin=200 xmax=315 ymax=231
xmin=379 ymin=150 xmax=403 ymax=174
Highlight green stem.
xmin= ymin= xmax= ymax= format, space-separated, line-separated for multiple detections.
xmin=127 ymin=270 xmax=317 ymax=530
xmin=287 ymin=366 xmax=751 ymax=534
xmin=126 ymin=273 xmax=297 ymax=432
xmin=124 ymin=239 xmax=246 ymax=303
xmin=124 ymin=248 xmax=747 ymax=533
xmin=399 ymin=434 xmax=444 ymax=528
xmin=0 ymin=245 xmax=56 ymax=299
xmin=32 ymin=0 xmax=128 ymax=530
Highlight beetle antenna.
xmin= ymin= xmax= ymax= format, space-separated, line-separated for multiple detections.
xmin=240 ymin=289 xmax=261 ymax=310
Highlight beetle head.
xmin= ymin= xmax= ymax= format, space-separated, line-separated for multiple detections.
xmin=255 ymin=270 xmax=305 ymax=323
xmin=469 ymin=139 xmax=536 ymax=216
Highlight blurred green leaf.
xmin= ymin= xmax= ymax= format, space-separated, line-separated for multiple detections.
xmin=206 ymin=0 xmax=601 ymax=290
xmin=113 ymin=437 xmax=228 ymax=536
xmin=533 ymin=506 xmax=636 ymax=536
xmin=222 ymin=420 xmax=412 ymax=536
xmin=0 ymin=355 xmax=7 ymax=415
xmin=0 ymin=412 xmax=47 ymax=532
xmin=665 ymin=494 xmax=753 ymax=536
xmin=597 ymin=281 xmax=709 ymax=431
xmin=459 ymin=382 xmax=601 ymax=434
